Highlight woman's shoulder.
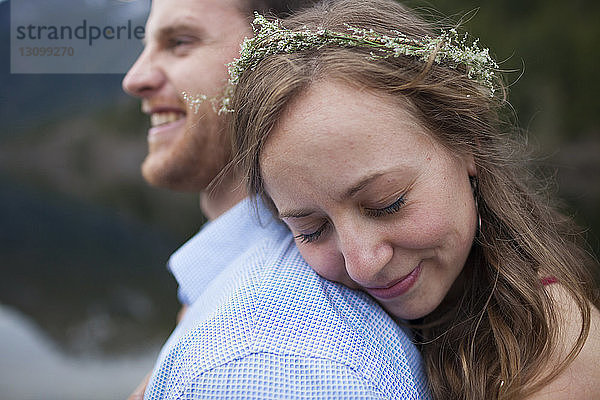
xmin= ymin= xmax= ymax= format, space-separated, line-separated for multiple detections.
xmin=527 ymin=284 xmax=600 ymax=399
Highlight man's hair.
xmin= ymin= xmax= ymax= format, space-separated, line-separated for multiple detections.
xmin=237 ymin=0 xmax=320 ymax=19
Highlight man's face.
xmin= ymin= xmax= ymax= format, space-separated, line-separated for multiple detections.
xmin=122 ymin=0 xmax=251 ymax=191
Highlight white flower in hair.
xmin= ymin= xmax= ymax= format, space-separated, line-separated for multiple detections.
xmin=185 ymin=12 xmax=499 ymax=114
xmin=229 ymin=13 xmax=498 ymax=93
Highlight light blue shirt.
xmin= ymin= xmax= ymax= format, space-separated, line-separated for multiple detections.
xmin=145 ymin=198 xmax=429 ymax=399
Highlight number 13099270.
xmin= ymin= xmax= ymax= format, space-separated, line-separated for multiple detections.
xmin=18 ymin=46 xmax=75 ymax=56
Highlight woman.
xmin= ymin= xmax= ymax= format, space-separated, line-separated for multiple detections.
xmin=226 ymin=0 xmax=600 ymax=398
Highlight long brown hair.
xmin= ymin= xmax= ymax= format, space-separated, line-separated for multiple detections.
xmin=228 ymin=0 xmax=599 ymax=398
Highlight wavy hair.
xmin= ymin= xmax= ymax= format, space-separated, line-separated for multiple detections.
xmin=227 ymin=0 xmax=599 ymax=398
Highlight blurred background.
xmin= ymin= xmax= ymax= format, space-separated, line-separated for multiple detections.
xmin=0 ymin=0 xmax=598 ymax=399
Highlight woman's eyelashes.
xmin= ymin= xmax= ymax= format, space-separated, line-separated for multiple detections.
xmin=293 ymin=195 xmax=406 ymax=244
xmin=294 ymin=223 xmax=328 ymax=244
xmin=364 ymin=195 xmax=406 ymax=217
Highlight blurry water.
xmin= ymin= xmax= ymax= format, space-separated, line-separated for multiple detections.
xmin=0 ymin=304 xmax=159 ymax=400
xmin=0 ymin=180 xmax=182 ymax=399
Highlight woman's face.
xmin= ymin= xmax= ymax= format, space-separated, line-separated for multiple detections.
xmin=261 ymin=80 xmax=478 ymax=320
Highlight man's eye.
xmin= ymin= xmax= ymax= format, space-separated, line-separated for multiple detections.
xmin=170 ymin=38 xmax=186 ymax=46
xmin=364 ymin=195 xmax=406 ymax=218
xmin=167 ymin=36 xmax=197 ymax=52
xmin=294 ymin=222 xmax=328 ymax=244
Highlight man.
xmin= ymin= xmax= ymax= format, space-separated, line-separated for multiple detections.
xmin=123 ymin=0 xmax=428 ymax=398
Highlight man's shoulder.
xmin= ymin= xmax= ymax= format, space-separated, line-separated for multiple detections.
xmin=168 ymin=198 xmax=290 ymax=304
xmin=248 ymin=242 xmax=426 ymax=383
xmin=153 ymin=236 xmax=428 ymax=399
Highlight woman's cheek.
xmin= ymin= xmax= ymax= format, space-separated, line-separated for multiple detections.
xmin=298 ymin=242 xmax=352 ymax=285
xmin=391 ymin=209 xmax=449 ymax=250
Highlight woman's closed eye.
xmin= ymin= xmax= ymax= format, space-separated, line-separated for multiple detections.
xmin=294 ymin=222 xmax=329 ymax=244
xmin=292 ymin=195 xmax=406 ymax=245
xmin=364 ymin=195 xmax=406 ymax=217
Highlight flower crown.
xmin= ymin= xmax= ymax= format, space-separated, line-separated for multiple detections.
xmin=184 ymin=12 xmax=499 ymax=114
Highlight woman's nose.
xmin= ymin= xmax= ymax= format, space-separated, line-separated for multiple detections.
xmin=336 ymin=220 xmax=394 ymax=287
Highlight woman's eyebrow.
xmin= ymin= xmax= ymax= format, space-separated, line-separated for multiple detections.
xmin=342 ymin=172 xmax=384 ymax=200
xmin=279 ymin=169 xmax=412 ymax=218
xmin=278 ymin=174 xmax=386 ymax=218
xmin=342 ymin=166 xmax=416 ymax=200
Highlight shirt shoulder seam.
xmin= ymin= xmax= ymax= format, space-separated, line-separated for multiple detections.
xmin=180 ymin=350 xmax=386 ymax=397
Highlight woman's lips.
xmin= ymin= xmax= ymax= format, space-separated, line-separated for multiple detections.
xmin=364 ymin=262 xmax=422 ymax=300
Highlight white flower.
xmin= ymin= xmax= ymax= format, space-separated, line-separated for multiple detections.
xmin=218 ymin=12 xmax=500 ymax=112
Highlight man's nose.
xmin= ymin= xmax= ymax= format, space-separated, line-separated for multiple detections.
xmin=122 ymin=48 xmax=165 ymax=98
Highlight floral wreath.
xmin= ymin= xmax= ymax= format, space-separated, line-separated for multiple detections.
xmin=184 ymin=12 xmax=499 ymax=114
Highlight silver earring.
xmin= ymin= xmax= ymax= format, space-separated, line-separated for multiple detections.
xmin=476 ymin=201 xmax=482 ymax=236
